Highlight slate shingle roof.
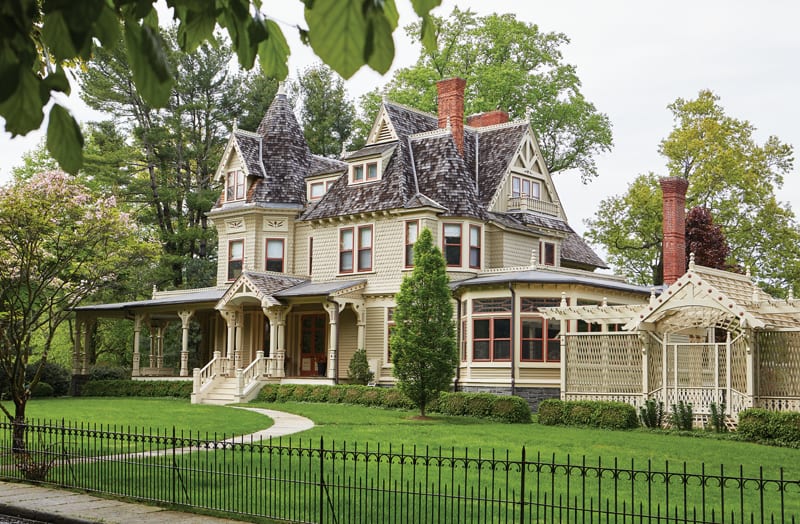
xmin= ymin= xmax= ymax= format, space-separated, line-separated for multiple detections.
xmin=561 ymin=233 xmax=608 ymax=269
xmin=473 ymin=123 xmax=528 ymax=206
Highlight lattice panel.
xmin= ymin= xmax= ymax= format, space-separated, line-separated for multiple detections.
xmin=647 ymin=337 xmax=662 ymax=392
xmin=564 ymin=334 xmax=642 ymax=395
xmin=757 ymin=331 xmax=800 ymax=397
xmin=730 ymin=337 xmax=748 ymax=392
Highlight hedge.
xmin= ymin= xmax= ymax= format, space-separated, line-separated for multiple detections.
xmin=537 ymin=399 xmax=638 ymax=430
xmin=738 ymin=409 xmax=800 ymax=446
xmin=255 ymin=385 xmax=531 ymax=423
xmin=80 ymin=380 xmax=192 ymax=398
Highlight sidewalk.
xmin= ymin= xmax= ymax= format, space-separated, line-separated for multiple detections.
xmin=0 ymin=408 xmax=314 ymax=523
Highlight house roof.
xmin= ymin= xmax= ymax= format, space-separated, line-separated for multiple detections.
xmin=73 ymin=287 xmax=227 ymax=313
xmin=451 ymin=268 xmax=651 ymax=296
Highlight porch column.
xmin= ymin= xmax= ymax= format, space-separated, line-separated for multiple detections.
xmin=178 ymin=310 xmax=195 ymax=377
xmin=323 ymin=301 xmax=342 ymax=380
xmin=156 ymin=322 xmax=168 ymax=370
xmin=219 ymin=309 xmax=238 ymax=371
xmin=639 ymin=333 xmax=649 ymax=403
xmin=726 ymin=330 xmax=732 ymax=415
xmin=351 ymin=301 xmax=366 ymax=351
xmin=73 ymin=317 xmax=83 ymax=375
xmin=148 ymin=324 xmax=158 ymax=369
xmin=263 ymin=305 xmax=290 ymax=378
xmin=559 ymin=293 xmax=568 ymax=400
xmin=662 ymin=334 xmax=669 ymax=407
xmin=745 ymin=331 xmax=755 ymax=408
xmin=132 ymin=314 xmax=143 ymax=377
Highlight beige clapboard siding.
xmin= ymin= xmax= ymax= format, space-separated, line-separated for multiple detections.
xmin=365 ymin=306 xmax=386 ymax=377
xmin=502 ymin=231 xmax=534 ymax=267
xmin=485 ymin=227 xmax=505 ymax=269
xmin=292 ymin=221 xmax=312 ymax=275
xmin=338 ymin=308 xmax=358 ymax=379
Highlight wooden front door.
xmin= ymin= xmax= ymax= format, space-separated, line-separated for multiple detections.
xmin=300 ymin=314 xmax=327 ymax=376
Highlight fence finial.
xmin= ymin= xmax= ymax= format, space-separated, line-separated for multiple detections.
xmin=688 ymin=252 xmax=696 ymax=271
xmin=650 ymin=288 xmax=657 ymax=306
xmin=560 ymin=292 xmax=567 ymax=307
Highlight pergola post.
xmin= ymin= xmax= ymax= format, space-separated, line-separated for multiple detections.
xmin=132 ymin=314 xmax=143 ymax=377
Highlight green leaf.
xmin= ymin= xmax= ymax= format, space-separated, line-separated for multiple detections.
xmin=177 ymin=7 xmax=218 ymax=52
xmin=257 ymin=19 xmax=290 ymax=79
xmin=364 ymin=8 xmax=395 ymax=74
xmin=0 ymin=69 xmax=45 ymax=135
xmin=93 ymin=4 xmax=122 ymax=48
xmin=410 ymin=0 xmax=441 ymax=17
xmin=40 ymin=65 xmax=71 ymax=96
xmin=304 ymin=0 xmax=368 ymax=78
xmin=221 ymin=0 xmax=256 ymax=69
xmin=418 ymin=14 xmax=437 ymax=52
xmin=0 ymin=53 xmax=20 ymax=104
xmin=124 ymin=20 xmax=173 ymax=107
xmin=46 ymin=104 xmax=84 ymax=174
xmin=41 ymin=11 xmax=78 ymax=61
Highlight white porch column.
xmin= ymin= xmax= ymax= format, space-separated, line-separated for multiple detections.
xmin=132 ymin=315 xmax=143 ymax=377
xmin=559 ymin=292 xmax=568 ymax=400
xmin=323 ymin=300 xmax=342 ymax=380
xmin=639 ymin=333 xmax=649 ymax=402
xmin=156 ymin=322 xmax=168 ymax=370
xmin=351 ymin=301 xmax=366 ymax=351
xmin=219 ymin=310 xmax=238 ymax=372
xmin=148 ymin=324 xmax=158 ymax=369
xmin=178 ymin=310 xmax=195 ymax=377
xmin=726 ymin=330 xmax=732 ymax=415
xmin=662 ymin=334 xmax=669 ymax=407
xmin=82 ymin=318 xmax=94 ymax=375
xmin=263 ymin=305 xmax=290 ymax=378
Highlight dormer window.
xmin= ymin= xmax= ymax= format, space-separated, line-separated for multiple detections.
xmin=308 ymin=179 xmax=336 ymax=201
xmin=226 ymin=170 xmax=246 ymax=201
xmin=512 ymin=176 xmax=540 ymax=199
xmin=350 ymin=160 xmax=380 ymax=184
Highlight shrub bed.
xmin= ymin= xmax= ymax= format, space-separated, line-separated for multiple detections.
xmin=81 ymin=380 xmax=192 ymax=398
xmin=254 ymin=385 xmax=531 ymax=423
xmin=537 ymin=399 xmax=638 ymax=430
xmin=738 ymin=409 xmax=800 ymax=447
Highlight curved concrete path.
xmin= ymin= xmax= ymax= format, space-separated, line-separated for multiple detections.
xmin=0 ymin=408 xmax=315 ymax=524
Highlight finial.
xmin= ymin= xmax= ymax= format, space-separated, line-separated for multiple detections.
xmin=340 ymin=142 xmax=347 ymax=158
xmin=152 ymin=284 xmax=158 ymax=299
xmin=446 ymin=115 xmax=452 ymax=132
xmin=788 ymin=288 xmax=795 ymax=304
xmin=745 ymin=265 xmax=751 ymax=278
xmin=752 ymin=273 xmax=760 ymax=304
xmin=525 ymin=106 xmax=533 ymax=122
xmin=688 ymin=252 xmax=696 ymax=270
xmin=602 ymin=297 xmax=608 ymax=307
xmin=649 ymin=287 xmax=657 ymax=306
xmin=381 ymin=85 xmax=389 ymax=103
xmin=560 ymin=292 xmax=567 ymax=307
xmin=233 ymin=117 xmax=238 ymax=131
xmin=277 ymin=81 xmax=287 ymax=96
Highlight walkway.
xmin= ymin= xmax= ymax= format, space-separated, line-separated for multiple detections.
xmin=0 ymin=408 xmax=314 ymax=524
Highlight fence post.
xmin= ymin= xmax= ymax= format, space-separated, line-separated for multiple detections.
xmin=172 ymin=426 xmax=176 ymax=505
xmin=319 ymin=436 xmax=325 ymax=524
xmin=520 ymin=446 xmax=526 ymax=523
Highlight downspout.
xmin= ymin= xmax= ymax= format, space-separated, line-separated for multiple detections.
xmin=509 ymin=282 xmax=516 ymax=396
xmin=407 ymin=136 xmax=420 ymax=194
xmin=454 ymin=296 xmax=461 ymax=390
xmin=475 ymin=133 xmax=480 ymax=191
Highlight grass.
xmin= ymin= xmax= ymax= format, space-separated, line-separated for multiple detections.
xmin=2 ymin=397 xmax=272 ymax=437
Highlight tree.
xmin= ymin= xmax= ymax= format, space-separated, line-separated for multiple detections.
xmin=0 ymin=171 xmax=154 ymax=452
xmin=391 ymin=228 xmax=458 ymax=417
xmin=353 ymin=8 xmax=613 ymax=181
xmin=586 ymin=90 xmax=800 ymax=294
xmin=297 ymin=64 xmax=356 ymax=156
xmin=0 ymin=0 xmax=439 ymax=173
xmin=685 ymin=206 xmax=730 ymax=271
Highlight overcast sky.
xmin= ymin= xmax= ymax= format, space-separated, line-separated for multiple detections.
xmin=1 ymin=0 xmax=798 ymax=255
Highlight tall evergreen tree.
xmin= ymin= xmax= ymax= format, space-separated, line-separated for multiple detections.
xmin=391 ymin=228 xmax=458 ymax=417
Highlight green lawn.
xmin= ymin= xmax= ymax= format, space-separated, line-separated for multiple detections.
xmin=3 ymin=397 xmax=272 ymax=437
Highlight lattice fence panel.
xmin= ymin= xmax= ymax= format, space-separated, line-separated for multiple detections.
xmin=757 ymin=331 xmax=800 ymax=398
xmin=565 ymin=334 xmax=642 ymax=395
xmin=730 ymin=337 xmax=748 ymax=393
xmin=647 ymin=336 xmax=662 ymax=393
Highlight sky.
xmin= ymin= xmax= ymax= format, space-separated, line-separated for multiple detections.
xmin=1 ymin=0 xmax=799 ymax=254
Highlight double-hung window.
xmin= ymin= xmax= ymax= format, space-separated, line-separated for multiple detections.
xmin=471 ymin=298 xmax=512 ymax=362
xmin=226 ymin=170 xmax=246 ymax=201
xmin=265 ymin=239 xmax=284 ymax=272
xmin=520 ymin=298 xmax=562 ymax=362
xmin=228 ymin=240 xmax=244 ymax=281
xmin=540 ymin=241 xmax=556 ymax=266
xmin=469 ymin=225 xmax=481 ymax=269
xmin=511 ymin=176 xmax=541 ymax=199
xmin=443 ymin=223 xmax=462 ymax=266
xmin=405 ymin=220 xmax=418 ymax=267
xmin=340 ymin=225 xmax=373 ymax=273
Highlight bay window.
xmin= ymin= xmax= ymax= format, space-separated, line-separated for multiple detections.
xmin=473 ymin=318 xmax=511 ymax=361
xmin=228 ymin=239 xmax=244 ymax=281
xmin=469 ymin=225 xmax=481 ymax=269
xmin=443 ymin=223 xmax=462 ymax=266
xmin=405 ymin=220 xmax=418 ymax=267
xmin=521 ymin=317 xmax=561 ymax=362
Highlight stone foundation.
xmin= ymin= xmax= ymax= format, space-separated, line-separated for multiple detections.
xmin=455 ymin=385 xmax=559 ymax=412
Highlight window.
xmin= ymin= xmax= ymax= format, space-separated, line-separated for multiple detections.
xmin=226 ymin=170 xmax=246 ymax=201
xmin=309 ymin=182 xmax=325 ymax=200
xmin=473 ymin=318 xmax=511 ymax=361
xmin=367 ymin=162 xmax=378 ymax=180
xmin=351 ymin=161 xmax=382 ymax=184
xmin=353 ymin=165 xmax=364 ymax=182
xmin=511 ymin=176 xmax=541 ymax=199
xmin=443 ymin=223 xmax=462 ymax=266
xmin=339 ymin=228 xmax=354 ymax=273
xmin=540 ymin=241 xmax=556 ymax=266
xmin=521 ymin=317 xmax=561 ymax=362
xmin=469 ymin=225 xmax=481 ymax=269
xmin=340 ymin=225 xmax=373 ymax=274
xmin=358 ymin=225 xmax=373 ymax=271
xmin=265 ymin=239 xmax=284 ymax=272
xmin=228 ymin=240 xmax=243 ymax=280
xmin=405 ymin=220 xmax=418 ymax=267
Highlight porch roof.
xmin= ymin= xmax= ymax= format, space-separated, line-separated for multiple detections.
xmin=273 ymin=279 xmax=367 ymax=297
xmin=451 ymin=268 xmax=651 ymax=295
xmin=74 ymin=287 xmax=226 ymax=313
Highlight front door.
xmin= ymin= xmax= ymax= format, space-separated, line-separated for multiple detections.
xmin=300 ymin=314 xmax=327 ymax=376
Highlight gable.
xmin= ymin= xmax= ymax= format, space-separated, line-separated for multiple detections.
xmin=366 ymin=105 xmax=399 ymax=144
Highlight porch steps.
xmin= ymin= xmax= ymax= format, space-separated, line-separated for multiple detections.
xmin=201 ymin=377 xmax=241 ymax=405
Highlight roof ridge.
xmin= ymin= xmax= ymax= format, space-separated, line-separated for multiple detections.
xmin=467 ymin=119 xmax=529 ymax=133
xmin=234 ymin=128 xmax=263 ymax=139
xmin=384 ymin=100 xmax=438 ymax=120
xmin=408 ymin=128 xmax=451 ymax=141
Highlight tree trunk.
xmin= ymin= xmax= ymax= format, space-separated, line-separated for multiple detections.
xmin=12 ymin=402 xmax=26 ymax=454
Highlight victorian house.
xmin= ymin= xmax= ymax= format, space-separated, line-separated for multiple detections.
xmin=74 ymin=78 xmax=655 ymax=406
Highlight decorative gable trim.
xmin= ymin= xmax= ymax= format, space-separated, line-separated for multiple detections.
xmin=366 ymin=105 xmax=399 ymax=144
xmin=214 ymin=134 xmax=246 ymax=182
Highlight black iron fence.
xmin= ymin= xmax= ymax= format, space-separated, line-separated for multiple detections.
xmin=1 ymin=419 xmax=798 ymax=523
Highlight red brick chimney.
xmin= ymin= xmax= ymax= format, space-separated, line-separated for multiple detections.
xmin=660 ymin=177 xmax=689 ymax=286
xmin=467 ymin=110 xmax=509 ymax=128
xmin=437 ymin=78 xmax=466 ymax=155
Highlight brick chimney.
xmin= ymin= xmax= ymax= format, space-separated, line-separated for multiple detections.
xmin=660 ymin=177 xmax=689 ymax=286
xmin=437 ymin=78 xmax=466 ymax=155
xmin=467 ymin=110 xmax=509 ymax=128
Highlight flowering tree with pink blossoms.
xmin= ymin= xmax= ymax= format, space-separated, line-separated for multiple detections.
xmin=0 ymin=171 xmax=153 ymax=453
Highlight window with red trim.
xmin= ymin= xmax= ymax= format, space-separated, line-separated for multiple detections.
xmin=226 ymin=170 xmax=246 ymax=201
xmin=228 ymin=239 xmax=243 ymax=281
xmin=405 ymin=220 xmax=418 ymax=267
xmin=473 ymin=318 xmax=511 ymax=361
xmin=540 ymin=241 xmax=556 ymax=266
xmin=265 ymin=238 xmax=284 ymax=272
xmin=469 ymin=225 xmax=481 ymax=269
xmin=357 ymin=225 xmax=373 ymax=271
xmin=339 ymin=228 xmax=354 ymax=273
xmin=340 ymin=225 xmax=373 ymax=273
xmin=521 ymin=317 xmax=561 ymax=362
xmin=443 ymin=223 xmax=462 ymax=266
